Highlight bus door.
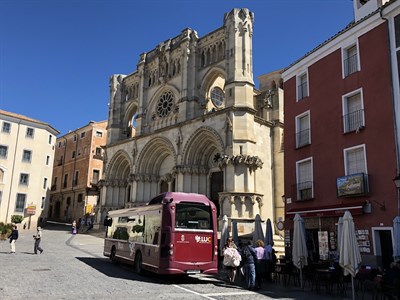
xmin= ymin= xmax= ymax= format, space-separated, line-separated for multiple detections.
xmin=142 ymin=214 xmax=162 ymax=271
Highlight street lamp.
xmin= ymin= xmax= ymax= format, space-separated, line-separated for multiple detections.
xmin=394 ymin=174 xmax=400 ymax=215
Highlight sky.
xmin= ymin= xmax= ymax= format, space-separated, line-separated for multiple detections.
xmin=0 ymin=0 xmax=354 ymax=136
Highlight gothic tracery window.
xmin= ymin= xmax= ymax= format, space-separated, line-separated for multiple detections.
xmin=156 ymin=91 xmax=174 ymax=118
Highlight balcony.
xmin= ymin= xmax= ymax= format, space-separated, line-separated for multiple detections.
xmin=336 ymin=173 xmax=369 ymax=198
xmin=296 ymin=129 xmax=310 ymax=148
xmin=57 ymin=159 xmax=63 ymax=166
xmin=51 ymin=184 xmax=57 ymax=191
xmin=295 ymin=181 xmax=314 ymax=201
xmin=343 ymin=109 xmax=364 ymax=133
xmin=93 ymin=154 xmax=103 ymax=160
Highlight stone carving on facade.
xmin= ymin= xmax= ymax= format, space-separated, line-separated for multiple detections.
xmin=214 ymin=153 xmax=263 ymax=172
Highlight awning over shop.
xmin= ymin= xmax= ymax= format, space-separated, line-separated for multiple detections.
xmin=286 ymin=202 xmax=365 ymax=218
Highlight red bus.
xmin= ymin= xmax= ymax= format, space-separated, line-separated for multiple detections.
xmin=103 ymin=192 xmax=218 ymax=275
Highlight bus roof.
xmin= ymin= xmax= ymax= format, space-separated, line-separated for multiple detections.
xmin=148 ymin=192 xmax=212 ymax=205
xmin=107 ymin=204 xmax=162 ymax=218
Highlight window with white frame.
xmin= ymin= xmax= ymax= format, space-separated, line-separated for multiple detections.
xmin=0 ymin=145 xmax=8 ymax=158
xmin=48 ymin=135 xmax=52 ymax=144
xmin=26 ymin=127 xmax=34 ymax=138
xmin=43 ymin=177 xmax=48 ymax=189
xmin=296 ymin=111 xmax=311 ymax=148
xmin=342 ymin=90 xmax=365 ymax=133
xmin=19 ymin=173 xmax=29 ymax=185
xmin=296 ymin=158 xmax=314 ymax=201
xmin=22 ymin=150 xmax=32 ymax=162
xmin=15 ymin=193 xmax=26 ymax=212
xmin=96 ymin=131 xmax=103 ymax=137
xmin=344 ymin=145 xmax=367 ymax=175
xmin=343 ymin=44 xmax=359 ymax=77
xmin=297 ymin=72 xmax=309 ymax=100
xmin=2 ymin=122 xmax=11 ymax=133
xmin=41 ymin=196 xmax=45 ymax=209
xmin=394 ymin=14 xmax=400 ymax=91
xmin=46 ymin=155 xmax=50 ymax=165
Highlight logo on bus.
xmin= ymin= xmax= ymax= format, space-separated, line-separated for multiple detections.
xmin=195 ymin=235 xmax=211 ymax=243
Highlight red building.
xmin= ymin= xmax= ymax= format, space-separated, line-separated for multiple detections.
xmin=282 ymin=0 xmax=400 ymax=270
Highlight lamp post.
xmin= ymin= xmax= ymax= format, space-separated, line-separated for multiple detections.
xmin=394 ymin=174 xmax=400 ymax=216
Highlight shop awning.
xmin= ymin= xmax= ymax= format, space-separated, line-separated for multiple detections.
xmin=286 ymin=202 xmax=365 ymax=218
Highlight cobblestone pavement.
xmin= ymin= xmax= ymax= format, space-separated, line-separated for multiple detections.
xmin=0 ymin=223 xmax=361 ymax=300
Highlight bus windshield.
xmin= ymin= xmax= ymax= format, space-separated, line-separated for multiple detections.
xmin=175 ymin=202 xmax=212 ymax=230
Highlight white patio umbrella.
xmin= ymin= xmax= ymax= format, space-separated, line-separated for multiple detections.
xmin=232 ymin=220 xmax=239 ymax=246
xmin=339 ymin=210 xmax=362 ymax=300
xmin=292 ymin=213 xmax=308 ymax=289
xmin=253 ymin=214 xmax=265 ymax=245
xmin=393 ymin=216 xmax=400 ymax=260
xmin=220 ymin=215 xmax=229 ymax=256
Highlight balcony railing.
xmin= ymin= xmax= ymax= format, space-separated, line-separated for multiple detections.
xmin=344 ymin=53 xmax=358 ymax=76
xmin=295 ymin=181 xmax=314 ymax=201
xmin=296 ymin=128 xmax=310 ymax=148
xmin=51 ymin=184 xmax=57 ymax=191
xmin=297 ymin=82 xmax=308 ymax=100
xmin=343 ymin=109 xmax=364 ymax=133
xmin=337 ymin=173 xmax=369 ymax=197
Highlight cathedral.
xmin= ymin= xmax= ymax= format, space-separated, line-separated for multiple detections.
xmin=98 ymin=8 xmax=284 ymax=242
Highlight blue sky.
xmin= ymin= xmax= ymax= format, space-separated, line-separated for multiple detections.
xmin=0 ymin=0 xmax=354 ymax=136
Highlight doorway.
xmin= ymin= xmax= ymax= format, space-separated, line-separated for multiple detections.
xmin=210 ymin=171 xmax=223 ymax=217
xmin=372 ymin=227 xmax=393 ymax=271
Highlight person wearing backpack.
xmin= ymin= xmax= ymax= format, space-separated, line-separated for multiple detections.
xmin=240 ymin=240 xmax=257 ymax=290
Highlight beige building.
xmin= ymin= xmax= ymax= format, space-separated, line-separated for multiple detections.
xmin=48 ymin=120 xmax=107 ymax=224
xmin=99 ymin=8 xmax=284 ymax=245
xmin=0 ymin=110 xmax=59 ymax=229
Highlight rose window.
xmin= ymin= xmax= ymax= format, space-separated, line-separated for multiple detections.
xmin=156 ymin=91 xmax=174 ymax=118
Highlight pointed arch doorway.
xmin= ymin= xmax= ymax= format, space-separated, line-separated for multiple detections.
xmin=210 ymin=171 xmax=223 ymax=217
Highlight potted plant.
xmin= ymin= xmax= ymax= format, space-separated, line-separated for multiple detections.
xmin=0 ymin=222 xmax=12 ymax=241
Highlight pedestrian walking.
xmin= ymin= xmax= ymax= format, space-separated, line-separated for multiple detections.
xmin=33 ymin=226 xmax=44 ymax=254
xmin=223 ymin=238 xmax=241 ymax=284
xmin=265 ymin=241 xmax=276 ymax=282
xmin=240 ymin=240 xmax=257 ymax=290
xmin=80 ymin=217 xmax=86 ymax=233
xmin=254 ymin=239 xmax=266 ymax=289
xmin=72 ymin=220 xmax=77 ymax=234
xmin=9 ymin=225 xmax=18 ymax=254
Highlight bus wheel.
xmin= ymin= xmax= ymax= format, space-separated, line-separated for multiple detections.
xmin=134 ymin=251 xmax=143 ymax=274
xmin=110 ymin=247 xmax=118 ymax=265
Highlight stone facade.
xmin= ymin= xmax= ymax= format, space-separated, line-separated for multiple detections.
xmin=99 ymin=8 xmax=284 ymax=241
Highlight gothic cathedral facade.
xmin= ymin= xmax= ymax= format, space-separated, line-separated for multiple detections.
xmin=98 ymin=8 xmax=284 ymax=238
